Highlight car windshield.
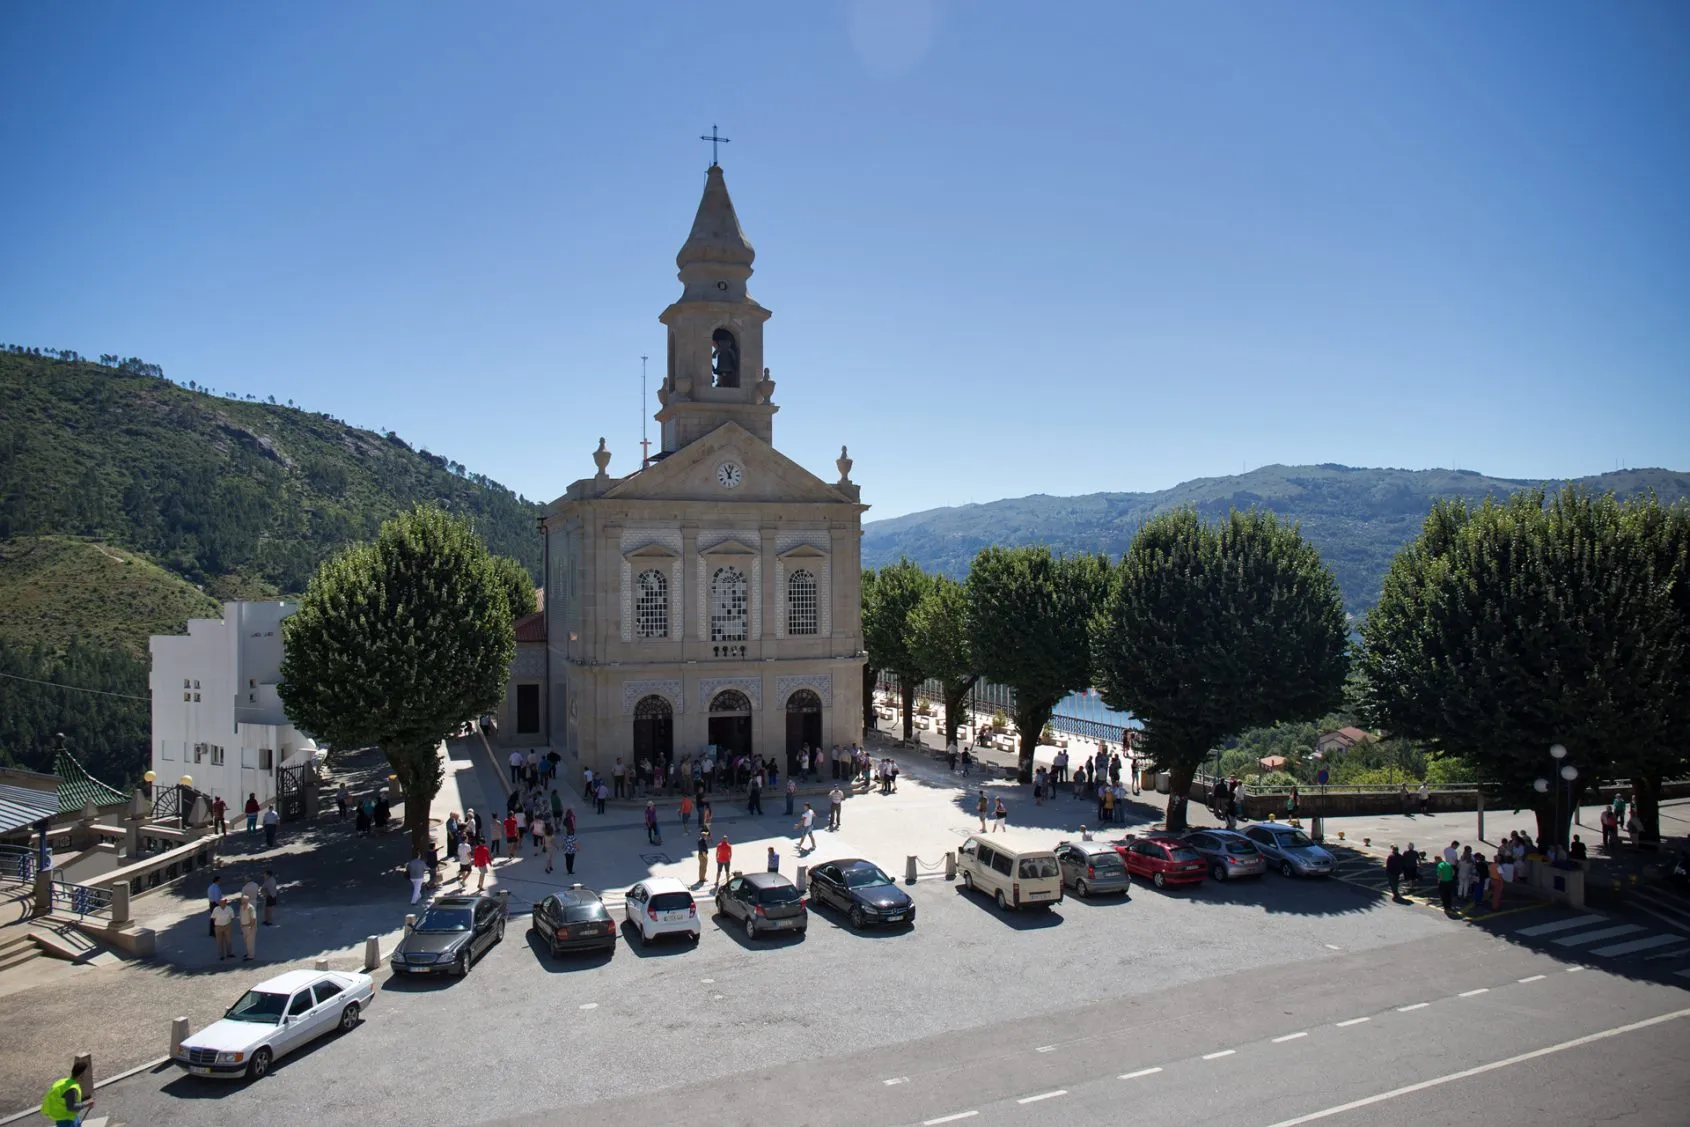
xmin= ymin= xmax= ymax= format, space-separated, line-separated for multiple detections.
xmin=1019 ymin=857 xmax=1059 ymax=879
xmin=1279 ymin=831 xmax=1315 ymax=848
xmin=756 ymin=884 xmax=802 ymax=905
xmin=843 ymin=866 xmax=892 ymax=888
xmin=226 ymin=990 xmax=288 ymax=1024
xmin=416 ymin=908 xmax=472 ymax=932
xmin=1089 ymin=854 xmax=1124 ymax=870
xmin=1170 ymin=848 xmax=1202 ymax=862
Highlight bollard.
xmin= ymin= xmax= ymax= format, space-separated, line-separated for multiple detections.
xmin=314 ymin=957 xmax=329 ymax=971
xmin=110 ymin=883 xmax=132 ymax=926
xmin=170 ymin=1017 xmax=189 ymax=1059
xmin=945 ymin=851 xmax=956 ymax=881
xmin=795 ymin=865 xmax=807 ymax=894
xmin=497 ymin=888 xmax=510 ymax=917
xmin=905 ymin=856 xmax=917 ymax=885
xmin=363 ymin=935 xmax=380 ymax=972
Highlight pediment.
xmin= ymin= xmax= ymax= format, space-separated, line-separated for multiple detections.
xmin=777 ymin=544 xmax=828 ymax=560
xmin=699 ymin=538 xmax=758 ymax=558
xmin=601 ymin=422 xmax=852 ymax=506
xmin=623 ymin=542 xmax=679 ymax=561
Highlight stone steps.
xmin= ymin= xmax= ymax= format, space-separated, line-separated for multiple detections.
xmin=0 ymin=929 xmax=42 ymax=973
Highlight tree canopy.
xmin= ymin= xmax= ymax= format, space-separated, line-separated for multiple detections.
xmin=489 ymin=554 xmax=539 ymax=621
xmin=278 ymin=505 xmax=515 ymax=854
xmin=1091 ymin=508 xmax=1348 ymax=829
xmin=862 ymin=559 xmax=933 ymax=742
xmin=909 ymin=574 xmax=977 ymax=748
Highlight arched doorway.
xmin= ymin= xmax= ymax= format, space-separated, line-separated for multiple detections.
xmin=707 ymin=689 xmax=753 ymax=759
xmin=632 ymin=695 xmax=673 ymax=765
xmin=785 ymin=689 xmax=823 ymax=774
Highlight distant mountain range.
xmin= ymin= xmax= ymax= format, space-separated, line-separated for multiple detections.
xmin=862 ymin=464 xmax=1690 ymax=616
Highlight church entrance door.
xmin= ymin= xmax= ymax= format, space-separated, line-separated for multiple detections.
xmin=784 ymin=689 xmax=823 ymax=775
xmin=707 ymin=690 xmax=753 ymax=760
xmin=632 ymin=695 xmax=674 ymax=766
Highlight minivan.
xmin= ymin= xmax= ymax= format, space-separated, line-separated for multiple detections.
xmin=956 ymin=834 xmax=1063 ymax=911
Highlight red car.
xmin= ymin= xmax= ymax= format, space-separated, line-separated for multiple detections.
xmin=1113 ymin=835 xmax=1207 ymax=889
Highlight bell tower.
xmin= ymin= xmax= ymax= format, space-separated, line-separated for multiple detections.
xmin=655 ymin=163 xmax=778 ymax=454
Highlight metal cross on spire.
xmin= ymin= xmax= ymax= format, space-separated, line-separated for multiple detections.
xmin=698 ymin=124 xmax=731 ymax=166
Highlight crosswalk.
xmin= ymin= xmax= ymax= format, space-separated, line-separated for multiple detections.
xmin=1511 ymin=910 xmax=1689 ymax=960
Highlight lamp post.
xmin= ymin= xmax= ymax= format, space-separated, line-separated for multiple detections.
xmin=1549 ymin=744 xmax=1569 ymax=850
xmin=1560 ymin=764 xmax=1579 ymax=851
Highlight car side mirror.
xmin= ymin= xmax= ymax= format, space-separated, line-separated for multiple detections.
xmin=281 ymin=1016 xmax=291 ymax=1026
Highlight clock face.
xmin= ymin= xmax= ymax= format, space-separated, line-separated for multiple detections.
xmin=716 ymin=461 xmax=744 ymax=489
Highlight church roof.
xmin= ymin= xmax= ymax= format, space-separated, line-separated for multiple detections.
xmin=677 ymin=164 xmax=755 ymax=270
xmin=52 ymin=749 xmax=128 ymax=814
xmin=513 ymin=611 xmax=547 ymax=644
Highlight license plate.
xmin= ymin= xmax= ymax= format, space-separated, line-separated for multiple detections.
xmin=886 ymin=913 xmax=905 ymax=922
xmin=1028 ymin=891 xmax=1051 ymax=898
xmin=190 ymin=1066 xmax=215 ymax=1076
xmin=661 ymin=911 xmax=687 ymax=922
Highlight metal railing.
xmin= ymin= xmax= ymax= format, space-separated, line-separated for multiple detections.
xmin=49 ymin=879 xmax=112 ymax=919
xmin=0 ymin=844 xmax=37 ymax=884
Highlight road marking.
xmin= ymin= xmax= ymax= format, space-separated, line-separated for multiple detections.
xmin=1397 ymin=1003 xmax=1429 ymax=1012
xmin=578 ymin=1001 xmax=599 ymax=1010
xmin=700 ymin=977 xmax=714 ymax=984
xmin=1567 ymin=966 xmax=1586 ymax=972
xmin=1589 ymin=934 xmax=1686 ymax=957
xmin=1324 ymin=943 xmax=1342 ymax=950
xmin=1036 ymin=1045 xmax=1057 ymax=1052
xmin=883 ymin=1077 xmax=908 ymax=1086
xmin=1260 ymin=1005 xmax=1690 ymax=1127
xmin=1120 ymin=1067 xmax=1163 ymax=1080
xmin=1519 ymin=975 xmax=1547 ymax=983
xmin=1335 ymin=1017 xmax=1370 ymax=1027
xmin=1515 ymin=913 xmax=1607 ymax=937
xmin=1273 ymin=1032 xmax=1309 ymax=1043
xmin=1017 ymin=1090 xmax=1067 ymax=1104
xmin=1202 ymin=1049 xmax=1237 ymax=1060
xmin=923 ymin=1113 xmax=978 ymax=1126
xmin=712 ymin=993 xmax=724 ymax=1000
xmin=1554 ymin=924 xmax=1646 ymax=948
xmin=1458 ymin=988 xmax=1489 ymax=997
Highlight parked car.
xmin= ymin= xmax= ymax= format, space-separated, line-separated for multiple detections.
xmin=624 ymin=877 xmax=700 ymax=946
xmin=175 ymin=969 xmax=374 ymax=1080
xmin=956 ymin=834 xmax=1063 ymax=911
xmin=714 ymin=871 xmax=808 ymax=938
xmin=1183 ymin=829 xmax=1267 ymax=882
xmin=1243 ymin=823 xmax=1336 ymax=877
xmin=389 ymin=894 xmax=505 ymax=977
xmin=1054 ymin=840 xmax=1133 ymax=897
xmin=807 ymin=858 xmax=915 ymax=929
xmin=1118 ymin=835 xmax=1207 ymax=889
xmin=531 ymin=885 xmax=617 ymax=955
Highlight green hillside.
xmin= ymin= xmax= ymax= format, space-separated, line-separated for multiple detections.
xmin=863 ymin=463 xmax=1690 ymax=616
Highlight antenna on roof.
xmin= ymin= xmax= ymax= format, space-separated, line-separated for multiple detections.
xmin=640 ymin=355 xmax=651 ymax=470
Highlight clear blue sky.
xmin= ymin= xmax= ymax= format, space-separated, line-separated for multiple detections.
xmin=4 ymin=1 xmax=1687 ymax=519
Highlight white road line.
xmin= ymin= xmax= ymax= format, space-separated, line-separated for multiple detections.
xmin=1017 ymin=1090 xmax=1067 ymax=1104
xmin=1515 ymin=913 xmax=1608 ymax=937
xmin=1260 ymin=1006 xmax=1690 ymax=1127
xmin=578 ymin=1002 xmax=598 ymax=1010
xmin=1519 ymin=975 xmax=1547 ymax=983
xmin=700 ymin=978 xmax=714 ymax=984
xmin=923 ymin=1113 xmax=978 ymax=1126
xmin=1324 ymin=943 xmax=1342 ymax=950
xmin=1203 ymin=1049 xmax=1237 ymax=1060
xmin=1458 ymin=988 xmax=1489 ymax=997
xmin=1120 ymin=1067 xmax=1163 ymax=1080
xmin=1273 ymin=1032 xmax=1309 ymax=1043
xmin=1397 ymin=1003 xmax=1429 ymax=1012
xmin=883 ymin=1077 xmax=908 ymax=1086
xmin=1567 ymin=965 xmax=1586 ymax=972
xmin=1335 ymin=1017 xmax=1370 ymax=1027
xmin=1554 ymin=924 xmax=1646 ymax=948
xmin=1035 ymin=1045 xmax=1057 ymax=1052
xmin=1589 ymin=934 xmax=1686 ymax=957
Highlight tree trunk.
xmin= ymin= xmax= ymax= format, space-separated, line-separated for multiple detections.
xmin=386 ymin=740 xmax=444 ymax=859
xmin=1633 ymin=775 xmax=1664 ymax=846
xmin=942 ymin=676 xmax=978 ymax=749
xmin=1012 ymin=699 xmax=1052 ymax=784
xmin=861 ymin=664 xmax=877 ymax=734
xmin=1165 ymin=763 xmax=1195 ymax=832
xmin=901 ymin=680 xmax=917 ymax=744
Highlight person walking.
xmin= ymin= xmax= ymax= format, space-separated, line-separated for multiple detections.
xmin=456 ymin=837 xmax=472 ymax=884
xmin=39 ymin=1057 xmax=95 ymax=1127
xmin=212 ymin=795 xmax=228 ymax=835
xmin=785 ymin=776 xmax=798 ymax=816
xmin=1435 ymin=855 xmax=1457 ymax=913
xmin=696 ymin=830 xmax=710 ymax=886
xmin=595 ymin=780 xmax=609 ymax=815
xmin=1417 ymin=782 xmax=1430 ymax=815
xmin=714 ymin=837 xmax=733 ymax=889
xmin=977 ymin=788 xmax=989 ymax=833
xmin=767 ymin=845 xmax=781 ymax=873
xmin=747 ymin=773 xmax=764 ymax=816
xmin=1470 ymin=852 xmax=1488 ymax=910
xmin=1402 ymin=844 xmax=1421 ymax=893
xmin=336 ymin=782 xmax=349 ymax=821
xmin=644 ymin=801 xmax=661 ymax=845
xmin=406 ymin=853 xmax=427 ymax=905
xmin=796 ymin=803 xmax=817 ymax=851
xmin=679 ymin=794 xmax=694 ymax=832
xmin=236 ymin=885 xmax=259 ymax=960
xmin=502 ymin=813 xmax=519 ymax=861
xmin=211 ymin=896 xmax=235 ymax=960
xmin=244 ymin=793 xmax=261 ymax=835
xmin=509 ymin=749 xmax=524 ymax=787
xmin=262 ymin=804 xmax=280 ymax=848
xmin=540 ymin=820 xmax=554 ymax=874
xmin=472 ymin=839 xmax=491 ymax=891
xmin=1488 ymin=852 xmax=1504 ymax=910
xmin=992 ymin=797 xmax=1008 ymax=832
xmin=355 ymin=801 xmax=372 ymax=837
xmin=1456 ymin=846 xmax=1475 ymax=903
xmin=562 ymin=830 xmax=577 ymax=875
xmin=1385 ymin=845 xmax=1404 ymax=900
xmin=261 ymin=869 xmax=279 ymax=925
xmin=828 ymin=785 xmax=844 ymax=830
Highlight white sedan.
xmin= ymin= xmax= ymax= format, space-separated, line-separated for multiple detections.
xmin=175 ymin=968 xmax=374 ymax=1080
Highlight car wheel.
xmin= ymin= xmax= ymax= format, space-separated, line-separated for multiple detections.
xmin=246 ymin=1047 xmax=272 ymax=1081
xmin=1281 ymin=860 xmax=1295 ymax=878
xmin=495 ymin=918 xmax=505 ymax=943
xmin=689 ymin=931 xmax=700 ymax=944
xmin=995 ymin=889 xmax=1010 ymax=911
xmin=1212 ymin=864 xmax=1227 ymax=882
xmin=456 ymin=950 xmax=470 ymax=976
xmin=1076 ymin=879 xmax=1089 ymax=898
xmin=1153 ymin=871 xmax=1166 ymax=889
xmin=961 ymin=871 xmax=974 ymax=892
xmin=744 ymin=914 xmax=757 ymax=939
xmin=850 ymin=905 xmax=867 ymax=930
xmin=338 ymin=1002 xmax=360 ymax=1032
xmin=639 ymin=925 xmax=650 ymax=948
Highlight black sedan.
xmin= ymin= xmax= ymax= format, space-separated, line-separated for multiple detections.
xmin=808 ymin=859 xmax=915 ymax=930
xmin=388 ymin=894 xmax=504 ymax=977
xmin=531 ymin=885 xmax=617 ymax=955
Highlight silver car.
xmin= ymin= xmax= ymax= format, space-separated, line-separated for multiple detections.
xmin=1055 ymin=841 xmax=1133 ymax=897
xmin=1183 ymin=829 xmax=1267 ymax=882
xmin=1243 ymin=823 xmax=1335 ymax=877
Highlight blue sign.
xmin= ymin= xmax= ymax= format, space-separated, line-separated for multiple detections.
xmin=1316 ymin=769 xmax=1329 ymax=786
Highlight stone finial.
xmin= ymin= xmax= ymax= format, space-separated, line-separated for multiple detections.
xmin=836 ymin=444 xmax=853 ymax=484
xmin=593 ymin=437 xmax=611 ymax=477
xmin=755 ymin=367 xmax=775 ymax=405
xmin=188 ymin=793 xmax=212 ymax=828
xmin=126 ymin=788 xmax=148 ymax=820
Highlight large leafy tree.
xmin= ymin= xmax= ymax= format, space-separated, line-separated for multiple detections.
xmin=862 ymin=559 xmax=933 ymax=742
xmin=968 ymin=547 xmax=1107 ymax=782
xmin=1358 ymin=488 xmax=1687 ymax=843
xmin=859 ymin=569 xmax=879 ymax=733
xmin=909 ymin=575 xmax=978 ymax=749
xmin=279 ymin=505 xmax=516 ymax=855
xmin=489 ymin=554 xmax=539 ymax=620
xmin=1092 ymin=509 xmax=1348 ymax=830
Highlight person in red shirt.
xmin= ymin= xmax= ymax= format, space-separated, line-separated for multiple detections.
xmin=714 ymin=838 xmax=732 ymax=889
xmin=502 ymin=814 xmax=518 ymax=862
xmin=472 ymin=840 xmax=491 ymax=891
xmin=211 ymin=796 xmax=227 ymax=835
xmin=244 ymin=793 xmax=261 ymax=835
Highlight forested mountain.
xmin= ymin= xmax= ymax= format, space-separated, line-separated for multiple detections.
xmin=863 ymin=463 xmax=1690 ymax=617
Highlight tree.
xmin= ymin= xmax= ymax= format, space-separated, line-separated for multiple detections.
xmin=1092 ymin=509 xmax=1348 ymax=830
xmin=909 ymin=575 xmax=977 ymax=748
xmin=278 ymin=506 xmax=515 ymax=856
xmin=1358 ymin=489 xmax=1687 ymax=844
xmin=967 ymin=547 xmax=1107 ymax=782
xmin=488 ymin=554 xmax=539 ymax=620
xmin=862 ymin=559 xmax=933 ymax=742
xmin=859 ymin=569 xmax=879 ymax=733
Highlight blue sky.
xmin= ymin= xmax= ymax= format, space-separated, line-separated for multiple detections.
xmin=3 ymin=1 xmax=1687 ymax=519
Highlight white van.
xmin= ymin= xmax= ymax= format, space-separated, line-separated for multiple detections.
xmin=956 ymin=834 xmax=1063 ymax=911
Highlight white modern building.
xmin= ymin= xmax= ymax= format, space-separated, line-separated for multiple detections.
xmin=149 ymin=600 xmax=317 ymax=810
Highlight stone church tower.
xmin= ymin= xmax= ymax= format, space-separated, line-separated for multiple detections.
xmin=539 ymin=163 xmax=867 ymax=775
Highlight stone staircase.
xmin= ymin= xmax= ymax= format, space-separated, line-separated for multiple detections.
xmin=0 ymin=928 xmax=42 ymax=972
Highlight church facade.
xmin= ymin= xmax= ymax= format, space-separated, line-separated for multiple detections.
xmin=539 ymin=163 xmax=867 ymax=775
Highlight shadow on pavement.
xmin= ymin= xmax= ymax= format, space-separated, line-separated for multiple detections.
xmin=520 ymin=926 xmax=616 ymax=972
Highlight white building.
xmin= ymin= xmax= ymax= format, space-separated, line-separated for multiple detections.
xmin=149 ymin=601 xmax=317 ymax=811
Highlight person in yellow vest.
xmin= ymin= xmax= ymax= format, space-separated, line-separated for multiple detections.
xmin=40 ymin=1058 xmax=92 ymax=1126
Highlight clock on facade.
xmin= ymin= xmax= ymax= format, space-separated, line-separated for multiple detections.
xmin=715 ymin=461 xmax=744 ymax=489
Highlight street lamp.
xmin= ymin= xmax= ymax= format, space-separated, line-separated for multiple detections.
xmin=1560 ymin=764 xmax=1580 ymax=850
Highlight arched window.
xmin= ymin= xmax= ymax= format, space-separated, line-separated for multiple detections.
xmin=709 ymin=689 xmax=753 ymax=714
xmin=711 ymin=328 xmax=739 ymax=388
xmin=786 ymin=569 xmax=818 ymax=636
xmin=635 ymin=569 xmax=668 ymax=639
xmin=710 ymin=566 xmax=748 ymax=642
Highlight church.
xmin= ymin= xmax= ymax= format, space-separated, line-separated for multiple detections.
xmin=525 ymin=161 xmax=867 ymax=776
